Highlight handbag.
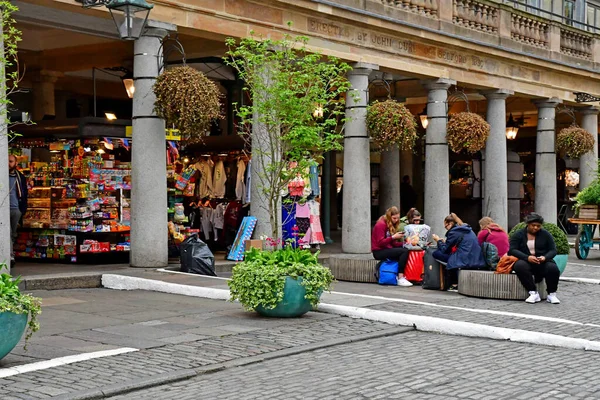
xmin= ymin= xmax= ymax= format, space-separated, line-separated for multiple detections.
xmin=495 ymin=255 xmax=518 ymax=274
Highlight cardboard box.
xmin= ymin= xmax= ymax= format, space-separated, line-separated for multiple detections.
xmin=245 ymin=240 xmax=264 ymax=251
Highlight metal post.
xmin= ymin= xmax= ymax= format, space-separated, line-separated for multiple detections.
xmin=322 ymin=151 xmax=333 ymax=244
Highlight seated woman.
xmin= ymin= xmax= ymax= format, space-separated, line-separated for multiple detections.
xmin=371 ymin=206 xmax=412 ymax=287
xmin=432 ymin=213 xmax=486 ymax=288
xmin=508 ymin=213 xmax=560 ymax=304
xmin=403 ymin=208 xmax=431 ymax=250
xmin=477 ymin=217 xmax=509 ymax=257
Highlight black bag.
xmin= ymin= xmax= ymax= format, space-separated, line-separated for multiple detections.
xmin=180 ymin=234 xmax=217 ymax=276
xmin=422 ymin=247 xmax=450 ymax=291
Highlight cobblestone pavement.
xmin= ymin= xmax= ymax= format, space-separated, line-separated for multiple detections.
xmin=0 ymin=289 xmax=400 ymax=399
xmin=109 ymin=330 xmax=600 ymax=400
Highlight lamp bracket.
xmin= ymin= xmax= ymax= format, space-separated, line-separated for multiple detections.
xmin=78 ymin=0 xmax=112 ymax=8
xmin=574 ymin=92 xmax=600 ymax=103
xmin=447 ymin=87 xmax=470 ymax=113
xmin=368 ymin=77 xmax=391 ymax=100
xmin=557 ymin=105 xmax=577 ymax=125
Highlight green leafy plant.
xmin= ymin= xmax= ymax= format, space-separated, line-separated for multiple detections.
xmin=228 ymin=246 xmax=334 ymax=311
xmin=446 ymin=112 xmax=490 ymax=154
xmin=509 ymin=223 xmax=570 ymax=255
xmin=224 ymin=29 xmax=351 ymax=239
xmin=556 ymin=125 xmax=595 ymax=159
xmin=153 ymin=65 xmax=222 ymax=142
xmin=575 ymin=183 xmax=600 ymax=206
xmin=0 ymin=272 xmax=42 ymax=348
xmin=367 ymin=99 xmax=418 ymax=151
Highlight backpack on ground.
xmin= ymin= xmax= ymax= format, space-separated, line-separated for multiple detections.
xmin=378 ymin=259 xmax=399 ymax=285
xmin=481 ymin=242 xmax=499 ymax=271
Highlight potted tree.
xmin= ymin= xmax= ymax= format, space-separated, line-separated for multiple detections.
xmin=0 ymin=272 xmax=42 ymax=360
xmin=228 ymin=247 xmax=333 ymax=317
xmin=509 ymin=223 xmax=570 ymax=275
xmin=224 ymin=30 xmax=350 ymax=317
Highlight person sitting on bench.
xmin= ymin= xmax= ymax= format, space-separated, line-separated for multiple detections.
xmin=432 ymin=213 xmax=486 ymax=288
xmin=371 ymin=206 xmax=412 ymax=287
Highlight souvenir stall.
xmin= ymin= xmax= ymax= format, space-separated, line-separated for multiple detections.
xmin=165 ymin=135 xmax=252 ymax=257
xmin=282 ymin=161 xmax=325 ymax=249
xmin=11 ymin=135 xmax=132 ymax=263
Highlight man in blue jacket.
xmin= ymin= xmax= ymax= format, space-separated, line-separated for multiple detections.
xmin=8 ymin=155 xmax=27 ymax=266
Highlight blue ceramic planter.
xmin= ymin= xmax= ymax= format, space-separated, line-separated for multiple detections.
xmin=554 ymin=254 xmax=568 ymax=275
xmin=255 ymin=276 xmax=316 ymax=318
xmin=0 ymin=311 xmax=28 ymax=361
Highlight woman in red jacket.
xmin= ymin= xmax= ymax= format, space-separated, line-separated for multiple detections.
xmin=371 ymin=206 xmax=412 ymax=287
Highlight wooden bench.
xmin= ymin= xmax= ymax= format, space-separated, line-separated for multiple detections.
xmin=326 ymin=254 xmax=378 ymax=283
xmin=458 ymin=269 xmax=547 ymax=300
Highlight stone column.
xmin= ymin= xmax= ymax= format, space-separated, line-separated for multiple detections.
xmin=482 ymin=89 xmax=513 ymax=230
xmin=130 ymin=21 xmax=175 ymax=268
xmin=0 ymin=26 xmax=10 ymax=273
xmin=32 ymin=70 xmax=61 ymax=121
xmin=422 ymin=78 xmax=455 ymax=237
xmin=579 ymin=107 xmax=599 ymax=189
xmin=342 ymin=63 xmax=378 ymax=254
xmin=533 ymin=98 xmax=562 ymax=224
xmin=507 ymin=150 xmax=523 ymax=230
xmin=379 ymin=146 xmax=400 ymax=215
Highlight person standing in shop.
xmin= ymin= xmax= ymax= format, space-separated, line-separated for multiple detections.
xmin=8 ymin=155 xmax=28 ymax=266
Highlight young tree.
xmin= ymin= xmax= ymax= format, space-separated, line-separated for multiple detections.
xmin=225 ymin=31 xmax=352 ymax=240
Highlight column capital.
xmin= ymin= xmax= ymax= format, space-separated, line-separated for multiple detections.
xmin=481 ymin=88 xmax=513 ymax=100
xmin=144 ymin=20 xmax=176 ymax=38
xmin=421 ymin=78 xmax=456 ymax=91
xmin=348 ymin=62 xmax=378 ymax=76
xmin=532 ymin=97 xmax=562 ymax=108
xmin=579 ymin=106 xmax=600 ymax=115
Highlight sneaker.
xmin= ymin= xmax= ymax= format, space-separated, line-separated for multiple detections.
xmin=547 ymin=293 xmax=561 ymax=304
xmin=448 ymin=284 xmax=458 ymax=292
xmin=397 ymin=277 xmax=413 ymax=287
xmin=525 ymin=291 xmax=541 ymax=304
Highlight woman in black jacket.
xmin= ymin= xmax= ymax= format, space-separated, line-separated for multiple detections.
xmin=508 ymin=213 xmax=560 ymax=304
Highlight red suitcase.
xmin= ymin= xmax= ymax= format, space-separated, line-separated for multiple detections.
xmin=405 ymin=249 xmax=425 ymax=283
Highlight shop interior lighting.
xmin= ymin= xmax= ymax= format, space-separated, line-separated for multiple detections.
xmin=96 ymin=147 xmax=106 ymax=154
xmin=105 ymin=112 xmax=117 ymax=120
xmin=121 ymin=71 xmax=135 ymax=98
xmin=418 ymin=106 xmax=428 ymax=129
xmin=505 ymin=113 xmax=521 ymax=140
xmin=183 ymin=157 xmax=189 ymax=164
xmin=313 ymin=105 xmax=324 ymax=119
xmin=84 ymin=147 xmax=92 ymax=152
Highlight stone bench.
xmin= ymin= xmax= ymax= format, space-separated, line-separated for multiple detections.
xmin=326 ymin=254 xmax=378 ymax=283
xmin=458 ymin=269 xmax=547 ymax=300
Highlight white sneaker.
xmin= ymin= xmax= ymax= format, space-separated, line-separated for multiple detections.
xmin=397 ymin=277 xmax=413 ymax=287
xmin=547 ymin=293 xmax=561 ymax=304
xmin=525 ymin=291 xmax=541 ymax=304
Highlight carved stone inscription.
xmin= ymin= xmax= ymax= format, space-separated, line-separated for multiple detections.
xmin=307 ymin=17 xmax=539 ymax=81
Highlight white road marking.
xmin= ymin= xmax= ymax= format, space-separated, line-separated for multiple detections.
xmin=152 ymin=269 xmax=600 ymax=328
xmin=0 ymin=347 xmax=138 ymax=378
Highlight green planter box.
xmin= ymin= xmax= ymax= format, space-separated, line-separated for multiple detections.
xmin=554 ymin=254 xmax=568 ymax=275
xmin=0 ymin=311 xmax=28 ymax=361
xmin=256 ymin=276 xmax=315 ymax=318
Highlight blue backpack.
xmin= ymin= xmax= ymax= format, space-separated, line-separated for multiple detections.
xmin=377 ymin=260 xmax=399 ymax=285
xmin=481 ymin=242 xmax=499 ymax=271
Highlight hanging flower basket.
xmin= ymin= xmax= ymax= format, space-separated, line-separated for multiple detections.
xmin=366 ymin=99 xmax=418 ymax=151
xmin=153 ymin=66 xmax=222 ymax=141
xmin=446 ymin=112 xmax=490 ymax=154
xmin=556 ymin=125 xmax=595 ymax=159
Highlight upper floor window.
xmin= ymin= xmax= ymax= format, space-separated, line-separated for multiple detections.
xmin=588 ymin=1 xmax=600 ymax=32
xmin=564 ymin=0 xmax=576 ymax=24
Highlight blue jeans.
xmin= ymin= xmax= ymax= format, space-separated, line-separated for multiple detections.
xmin=10 ymin=208 xmax=21 ymax=258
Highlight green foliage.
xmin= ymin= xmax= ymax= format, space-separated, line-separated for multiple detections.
xmin=575 ymin=183 xmax=600 ymax=206
xmin=0 ymin=272 xmax=42 ymax=348
xmin=224 ymin=29 xmax=352 ymax=238
xmin=228 ymin=246 xmax=334 ymax=311
xmin=509 ymin=223 xmax=570 ymax=255
xmin=1 ymin=2 xmax=22 ymax=137
xmin=366 ymin=99 xmax=418 ymax=151
xmin=556 ymin=125 xmax=595 ymax=159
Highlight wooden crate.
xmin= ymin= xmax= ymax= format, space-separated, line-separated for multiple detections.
xmin=578 ymin=205 xmax=600 ymax=219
